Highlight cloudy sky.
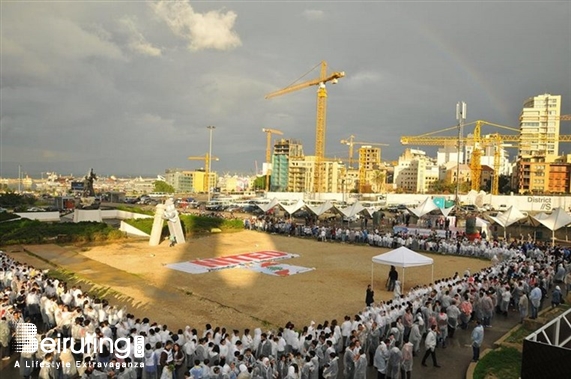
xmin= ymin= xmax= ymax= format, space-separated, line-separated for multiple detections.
xmin=1 ymin=0 xmax=570 ymax=178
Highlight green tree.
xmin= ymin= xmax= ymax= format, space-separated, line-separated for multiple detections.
xmin=153 ymin=180 xmax=175 ymax=193
xmin=0 ymin=192 xmax=36 ymax=208
xmin=253 ymin=176 xmax=267 ymax=190
xmin=372 ymin=170 xmax=386 ymax=193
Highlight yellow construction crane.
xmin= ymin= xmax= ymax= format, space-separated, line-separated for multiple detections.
xmin=401 ymin=119 xmax=571 ymax=195
xmin=262 ymin=128 xmax=284 ymax=191
xmin=340 ymin=135 xmax=389 ymax=168
xmin=265 ymin=61 xmax=345 ymax=193
xmin=188 ymin=154 xmax=219 ymax=193
xmin=400 ymin=121 xmax=515 ymax=194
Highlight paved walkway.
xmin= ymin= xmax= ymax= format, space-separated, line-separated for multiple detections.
xmin=2 ymin=245 xmax=523 ymax=379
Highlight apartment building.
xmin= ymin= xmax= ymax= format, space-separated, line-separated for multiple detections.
xmin=516 ymin=94 xmax=562 ymax=193
xmin=393 ymin=149 xmax=440 ymax=193
xmin=164 ymin=169 xmax=216 ymax=193
xmin=270 ymin=139 xmax=304 ymax=191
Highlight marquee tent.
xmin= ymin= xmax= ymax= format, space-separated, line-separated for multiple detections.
xmin=523 ymin=212 xmax=548 ymax=227
xmin=533 ymin=207 xmax=571 ymax=245
xmin=280 ymin=199 xmax=306 ymax=215
xmin=305 ymin=200 xmax=334 ymax=217
xmin=335 ymin=202 xmax=366 ymax=219
xmin=440 ymin=206 xmax=455 ymax=217
xmin=475 ymin=217 xmax=489 ymax=227
xmin=489 ymin=205 xmax=527 ymax=239
xmin=257 ymin=198 xmax=280 ymax=213
xmin=371 ymin=246 xmax=434 ymax=290
xmin=408 ymin=197 xmax=439 ymax=218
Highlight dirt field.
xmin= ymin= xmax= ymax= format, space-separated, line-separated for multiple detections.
xmin=37 ymin=230 xmax=490 ymax=331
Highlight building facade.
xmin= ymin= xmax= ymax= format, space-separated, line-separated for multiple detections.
xmin=516 ymin=93 xmax=562 ymax=194
xmin=393 ymin=149 xmax=440 ymax=193
xmin=270 ymin=139 xmax=304 ymax=192
xmin=164 ymin=169 xmax=216 ymax=193
xmin=519 ymin=93 xmax=561 ymax=160
xmin=287 ymin=156 xmax=344 ymax=193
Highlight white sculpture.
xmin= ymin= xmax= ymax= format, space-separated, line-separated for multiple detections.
xmin=149 ymin=197 xmax=185 ymax=246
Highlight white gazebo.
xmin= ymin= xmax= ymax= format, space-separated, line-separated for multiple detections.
xmin=533 ymin=207 xmax=571 ymax=246
xmin=371 ymin=246 xmax=434 ymax=290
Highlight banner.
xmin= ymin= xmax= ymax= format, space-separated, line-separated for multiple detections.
xmin=166 ymin=251 xmax=299 ymax=274
xmin=248 ymin=262 xmax=315 ymax=277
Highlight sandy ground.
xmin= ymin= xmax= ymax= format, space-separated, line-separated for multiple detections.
xmin=62 ymin=230 xmax=492 ymax=331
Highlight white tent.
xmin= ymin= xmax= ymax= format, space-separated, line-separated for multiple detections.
xmin=257 ymin=198 xmax=280 ymax=213
xmin=408 ymin=197 xmax=439 ymax=218
xmin=523 ymin=212 xmax=548 ymax=227
xmin=533 ymin=207 xmax=571 ymax=245
xmin=280 ymin=199 xmax=306 ymax=215
xmin=475 ymin=217 xmax=489 ymax=227
xmin=335 ymin=202 xmax=366 ymax=218
xmin=305 ymin=200 xmax=334 ymax=217
xmin=489 ymin=205 xmax=527 ymax=239
xmin=440 ymin=206 xmax=455 ymax=217
xmin=371 ymin=246 xmax=434 ymax=290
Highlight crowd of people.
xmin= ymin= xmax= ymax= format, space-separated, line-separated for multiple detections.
xmin=243 ymin=215 xmax=571 ymax=262
xmin=1 ymin=229 xmax=570 ymax=379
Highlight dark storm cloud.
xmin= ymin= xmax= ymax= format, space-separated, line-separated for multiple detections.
xmin=1 ymin=1 xmax=569 ymax=178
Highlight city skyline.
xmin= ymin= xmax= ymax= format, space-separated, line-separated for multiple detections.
xmin=1 ymin=1 xmax=570 ymax=178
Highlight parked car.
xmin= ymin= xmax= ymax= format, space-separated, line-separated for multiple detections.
xmin=482 ymin=204 xmax=494 ymax=211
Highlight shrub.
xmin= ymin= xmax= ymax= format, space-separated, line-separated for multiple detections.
xmin=0 ymin=219 xmax=125 ymax=245
xmin=123 ymin=214 xmax=243 ymax=237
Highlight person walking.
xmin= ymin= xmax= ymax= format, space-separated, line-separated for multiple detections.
xmin=421 ymin=325 xmax=440 ymax=368
xmin=529 ymin=283 xmax=542 ymax=319
xmin=551 ymin=286 xmax=564 ymax=308
xmin=518 ymin=293 xmax=529 ymax=323
xmin=471 ymin=320 xmax=484 ymax=362
xmin=365 ymin=285 xmax=375 ymax=307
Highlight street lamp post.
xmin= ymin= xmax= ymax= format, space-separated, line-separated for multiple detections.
xmin=207 ymin=125 xmax=216 ymax=202
xmin=455 ymin=102 xmax=466 ymax=206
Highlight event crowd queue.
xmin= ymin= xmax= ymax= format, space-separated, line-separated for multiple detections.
xmin=1 ymin=239 xmax=570 ymax=379
xmin=243 ymin=216 xmax=571 ymax=262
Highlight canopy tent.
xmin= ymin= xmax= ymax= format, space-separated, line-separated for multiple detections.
xmin=440 ymin=206 xmax=455 ymax=217
xmin=488 ymin=205 xmax=527 ymax=239
xmin=305 ymin=200 xmax=334 ymax=217
xmin=533 ymin=207 xmax=571 ymax=245
xmin=408 ymin=197 xmax=439 ymax=218
xmin=362 ymin=205 xmax=383 ymax=218
xmin=335 ymin=202 xmax=366 ymax=219
xmin=257 ymin=198 xmax=280 ymax=213
xmin=521 ymin=212 xmax=549 ymax=228
xmin=279 ymin=199 xmax=306 ymax=215
xmin=475 ymin=217 xmax=489 ymax=227
xmin=371 ymin=246 xmax=434 ymax=291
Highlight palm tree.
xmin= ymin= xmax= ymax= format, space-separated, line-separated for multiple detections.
xmin=372 ymin=170 xmax=385 ymax=193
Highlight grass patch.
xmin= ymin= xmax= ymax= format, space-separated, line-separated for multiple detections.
xmin=0 ymin=219 xmax=125 ymax=245
xmin=47 ymin=268 xmax=76 ymax=283
xmin=473 ymin=347 xmax=521 ymax=379
xmin=123 ymin=214 xmax=243 ymax=237
xmin=0 ymin=212 xmax=20 ymax=222
xmin=115 ymin=205 xmax=155 ymax=216
xmin=505 ymin=326 xmax=534 ymax=344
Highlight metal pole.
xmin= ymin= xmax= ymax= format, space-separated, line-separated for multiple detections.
xmin=18 ymin=165 xmax=21 ymax=193
xmin=455 ymin=102 xmax=466 ymax=206
xmin=207 ymin=125 xmax=216 ymax=202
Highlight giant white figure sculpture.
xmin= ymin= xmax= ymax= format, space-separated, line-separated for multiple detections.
xmin=149 ymin=197 xmax=186 ymax=246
